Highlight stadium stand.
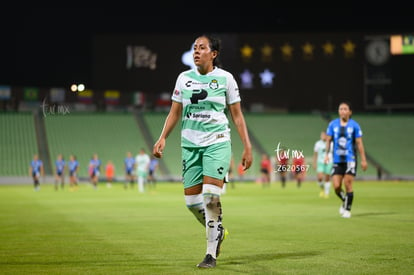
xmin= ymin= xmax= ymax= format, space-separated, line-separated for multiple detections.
xmin=348 ymin=114 xmax=414 ymax=179
xmin=0 ymin=112 xmax=38 ymax=176
xmin=44 ymin=112 xmax=148 ymax=180
xmin=2 ymin=111 xmax=413 ymax=181
xmin=143 ymin=112 xmax=182 ymax=179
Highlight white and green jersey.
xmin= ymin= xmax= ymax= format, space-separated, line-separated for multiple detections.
xmin=171 ymin=67 xmax=241 ymax=148
xmin=314 ymin=139 xmax=333 ymax=163
xmin=135 ymin=153 xmax=150 ymax=173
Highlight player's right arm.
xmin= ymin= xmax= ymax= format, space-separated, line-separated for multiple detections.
xmin=153 ymin=101 xmax=182 ymax=158
xmin=312 ymin=151 xmax=318 ymax=171
xmin=324 ymin=135 xmax=332 ymax=164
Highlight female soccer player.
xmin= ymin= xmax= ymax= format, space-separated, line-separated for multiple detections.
xmin=54 ymin=154 xmax=66 ymax=191
xmin=152 ymin=34 xmax=253 ymax=268
xmin=29 ymin=154 xmax=44 ymax=191
xmin=325 ymin=101 xmax=367 ymax=218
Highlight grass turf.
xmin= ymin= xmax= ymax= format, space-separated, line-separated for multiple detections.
xmin=0 ymin=180 xmax=413 ymax=274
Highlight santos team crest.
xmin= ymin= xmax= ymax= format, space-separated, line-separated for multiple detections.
xmin=209 ymin=79 xmax=219 ymax=90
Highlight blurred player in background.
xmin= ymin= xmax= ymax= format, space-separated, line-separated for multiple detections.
xmin=29 ymin=154 xmax=44 ymax=191
xmin=105 ymin=160 xmax=115 ymax=188
xmin=325 ymin=101 xmax=367 ymax=218
xmin=292 ymin=154 xmax=306 ymax=188
xmin=89 ymin=153 xmax=101 ymax=189
xmin=54 ymin=154 xmax=66 ymax=191
xmin=260 ymin=153 xmax=272 ymax=187
xmin=313 ymin=131 xmax=333 ymax=198
xmin=124 ymin=151 xmax=136 ymax=189
xmin=135 ymin=148 xmax=150 ymax=193
xmin=276 ymin=147 xmax=289 ymax=188
xmin=147 ymin=156 xmax=159 ymax=189
xmin=68 ymin=154 xmax=79 ymax=191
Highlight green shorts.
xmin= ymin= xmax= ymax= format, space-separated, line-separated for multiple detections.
xmin=182 ymin=141 xmax=232 ymax=189
xmin=137 ymin=170 xmax=148 ymax=178
xmin=316 ymin=161 xmax=333 ymax=175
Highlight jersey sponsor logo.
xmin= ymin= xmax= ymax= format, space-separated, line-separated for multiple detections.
xmin=190 ymin=89 xmax=208 ymax=104
xmin=192 ymin=113 xmax=210 ymax=119
xmin=338 ymin=137 xmax=347 ymax=148
xmin=185 ymin=112 xmax=211 ymax=119
xmin=335 ymin=149 xmax=348 ymax=156
xmin=189 ymin=105 xmax=205 ymax=110
xmin=185 ymin=80 xmax=209 ymax=87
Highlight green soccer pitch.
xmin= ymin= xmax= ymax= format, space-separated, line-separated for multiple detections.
xmin=1 ymin=180 xmax=413 ymax=274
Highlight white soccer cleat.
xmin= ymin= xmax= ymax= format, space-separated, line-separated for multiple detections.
xmin=341 ymin=210 xmax=351 ymax=218
xmin=339 ymin=205 xmax=346 ymax=215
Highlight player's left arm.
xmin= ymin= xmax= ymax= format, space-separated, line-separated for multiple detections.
xmin=356 ymin=137 xmax=368 ymax=171
xmin=228 ymin=102 xmax=252 ymax=171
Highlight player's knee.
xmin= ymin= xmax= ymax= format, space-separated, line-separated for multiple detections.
xmin=204 ymin=195 xmax=222 ymax=216
xmin=202 ymin=183 xmax=223 ymax=214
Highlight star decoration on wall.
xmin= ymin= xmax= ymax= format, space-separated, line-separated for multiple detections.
xmin=240 ymin=69 xmax=254 ymax=89
xmin=343 ymin=40 xmax=356 ymax=58
xmin=259 ymin=69 xmax=275 ymax=87
xmin=240 ymin=44 xmax=254 ymax=61
xmin=261 ymin=44 xmax=273 ymax=62
xmin=322 ymin=41 xmax=335 ymax=56
xmin=302 ymin=42 xmax=314 ymax=60
xmin=280 ymin=43 xmax=293 ymax=61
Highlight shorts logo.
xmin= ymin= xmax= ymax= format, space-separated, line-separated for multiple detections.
xmin=217 ymin=166 xmax=224 ymax=175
